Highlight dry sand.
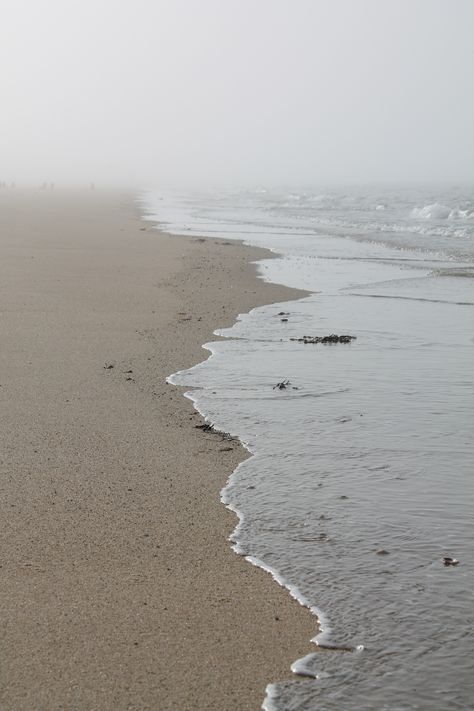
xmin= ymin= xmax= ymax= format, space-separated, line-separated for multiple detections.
xmin=0 ymin=190 xmax=315 ymax=711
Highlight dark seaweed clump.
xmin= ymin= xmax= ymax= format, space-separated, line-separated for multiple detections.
xmin=290 ymin=334 xmax=356 ymax=345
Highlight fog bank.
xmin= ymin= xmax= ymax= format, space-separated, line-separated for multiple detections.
xmin=1 ymin=0 xmax=473 ymax=188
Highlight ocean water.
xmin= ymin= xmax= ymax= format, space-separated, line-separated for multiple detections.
xmin=139 ymin=187 xmax=474 ymax=711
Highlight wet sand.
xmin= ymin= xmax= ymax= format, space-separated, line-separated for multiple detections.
xmin=0 ymin=190 xmax=315 ymax=711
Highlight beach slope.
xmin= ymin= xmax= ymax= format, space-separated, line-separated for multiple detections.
xmin=0 ymin=191 xmax=314 ymax=710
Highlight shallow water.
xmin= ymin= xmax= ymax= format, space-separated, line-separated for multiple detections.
xmin=140 ymin=187 xmax=474 ymax=710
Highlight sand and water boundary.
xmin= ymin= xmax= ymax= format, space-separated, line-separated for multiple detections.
xmin=0 ymin=190 xmax=314 ymax=710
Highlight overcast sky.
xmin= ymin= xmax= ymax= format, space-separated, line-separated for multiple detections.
xmin=1 ymin=0 xmax=473 ymax=187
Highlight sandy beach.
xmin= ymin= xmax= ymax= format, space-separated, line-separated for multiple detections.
xmin=0 ymin=190 xmax=315 ymax=711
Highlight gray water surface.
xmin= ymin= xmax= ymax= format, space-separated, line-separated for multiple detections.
xmin=142 ymin=187 xmax=474 ymax=710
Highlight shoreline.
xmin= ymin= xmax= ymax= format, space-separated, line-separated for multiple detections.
xmin=0 ymin=190 xmax=315 ymax=710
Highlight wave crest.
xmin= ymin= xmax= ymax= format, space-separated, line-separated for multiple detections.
xmin=411 ymin=202 xmax=474 ymax=221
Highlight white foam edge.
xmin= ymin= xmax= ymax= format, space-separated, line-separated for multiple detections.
xmin=166 ymin=291 xmax=367 ymax=711
xmin=167 ymin=345 xmax=335 ymax=648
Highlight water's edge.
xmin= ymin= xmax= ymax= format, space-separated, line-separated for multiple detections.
xmin=166 ymin=272 xmax=363 ymax=707
xmin=141 ymin=188 xmax=474 ymax=711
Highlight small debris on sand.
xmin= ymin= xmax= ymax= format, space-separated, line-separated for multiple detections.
xmin=195 ymin=423 xmax=236 ymax=442
xmin=195 ymin=423 xmax=215 ymax=433
xmin=104 ymin=363 xmax=114 ymax=369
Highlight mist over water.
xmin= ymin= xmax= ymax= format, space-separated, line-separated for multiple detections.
xmin=141 ymin=187 xmax=474 ymax=710
xmin=1 ymin=1 xmax=474 ymax=187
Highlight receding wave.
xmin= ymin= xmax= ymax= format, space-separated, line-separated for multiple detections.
xmin=348 ymin=292 xmax=474 ymax=306
xmin=434 ymin=267 xmax=474 ymax=277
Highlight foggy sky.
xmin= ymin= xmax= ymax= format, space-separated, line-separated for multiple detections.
xmin=1 ymin=0 xmax=473 ymax=188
